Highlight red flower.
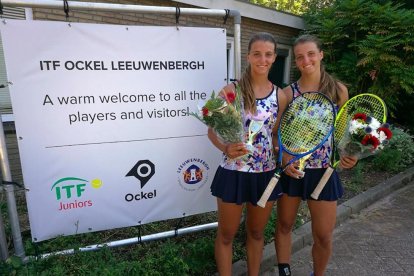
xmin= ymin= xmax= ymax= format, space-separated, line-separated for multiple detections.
xmin=353 ymin=113 xmax=367 ymax=121
xmin=361 ymin=134 xmax=370 ymax=145
xmin=202 ymin=107 xmax=209 ymax=117
xmin=378 ymin=127 xmax=392 ymax=139
xmin=361 ymin=134 xmax=380 ymax=150
xmin=225 ymin=91 xmax=236 ymax=103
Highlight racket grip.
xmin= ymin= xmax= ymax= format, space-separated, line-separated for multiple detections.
xmin=310 ymin=166 xmax=334 ymax=200
xmin=257 ymin=175 xmax=280 ymax=208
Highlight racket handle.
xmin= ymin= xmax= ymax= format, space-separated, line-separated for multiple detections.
xmin=310 ymin=166 xmax=334 ymax=200
xmin=257 ymin=175 xmax=280 ymax=208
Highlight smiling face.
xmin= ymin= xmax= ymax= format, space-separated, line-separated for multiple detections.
xmin=247 ymin=40 xmax=276 ymax=76
xmin=294 ymin=41 xmax=323 ymax=75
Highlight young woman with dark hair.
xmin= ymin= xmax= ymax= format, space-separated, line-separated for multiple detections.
xmin=275 ymin=34 xmax=358 ymax=276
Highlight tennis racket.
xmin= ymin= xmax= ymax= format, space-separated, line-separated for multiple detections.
xmin=257 ymin=92 xmax=335 ymax=208
xmin=310 ymin=93 xmax=387 ymax=200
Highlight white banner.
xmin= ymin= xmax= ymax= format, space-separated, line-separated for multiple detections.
xmin=0 ymin=20 xmax=226 ymax=242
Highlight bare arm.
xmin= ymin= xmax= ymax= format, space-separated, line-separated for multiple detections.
xmin=336 ymin=82 xmax=349 ymax=108
xmin=272 ymin=86 xmax=289 ymax=153
xmin=336 ymin=82 xmax=358 ymax=169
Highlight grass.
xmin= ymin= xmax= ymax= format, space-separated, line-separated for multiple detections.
xmin=1 ymin=207 xmax=220 ymax=275
xmin=0 ymin=157 xmax=411 ymax=275
xmin=0 ymin=195 xmax=331 ymax=275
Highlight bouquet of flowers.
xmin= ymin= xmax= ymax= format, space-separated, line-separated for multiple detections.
xmin=191 ymin=88 xmax=244 ymax=143
xmin=337 ymin=113 xmax=393 ymax=160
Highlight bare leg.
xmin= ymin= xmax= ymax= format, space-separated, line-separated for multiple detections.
xmin=215 ymin=198 xmax=244 ymax=276
xmin=275 ymin=194 xmax=302 ymax=266
xmin=245 ymin=201 xmax=274 ymax=276
xmin=307 ymin=200 xmax=337 ymax=276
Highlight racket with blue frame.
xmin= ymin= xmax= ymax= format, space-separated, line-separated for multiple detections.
xmin=257 ymin=92 xmax=336 ymax=208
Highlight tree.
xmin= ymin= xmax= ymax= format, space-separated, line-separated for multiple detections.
xmin=249 ymin=0 xmax=335 ymax=15
xmin=302 ymin=0 xmax=414 ymax=123
xmin=249 ymin=0 xmax=305 ymax=15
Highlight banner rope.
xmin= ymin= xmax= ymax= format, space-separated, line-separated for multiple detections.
xmin=175 ymin=6 xmax=180 ymax=30
xmin=174 ymin=213 xmax=185 ymax=237
xmin=137 ymin=221 xmax=142 ymax=243
xmin=1 ymin=180 xmax=25 ymax=189
xmin=223 ymin=9 xmax=230 ymax=24
xmin=63 ymin=0 xmax=69 ymax=20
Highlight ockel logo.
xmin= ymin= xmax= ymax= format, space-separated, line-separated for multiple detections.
xmin=51 ymin=177 xmax=103 ymax=211
xmin=126 ymin=160 xmax=155 ymax=188
xmin=125 ymin=159 xmax=157 ymax=202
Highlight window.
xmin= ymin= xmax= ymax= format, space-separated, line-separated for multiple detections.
xmin=0 ymin=7 xmax=28 ymax=118
xmin=226 ymin=36 xmax=235 ymax=83
xmin=268 ymin=45 xmax=291 ymax=88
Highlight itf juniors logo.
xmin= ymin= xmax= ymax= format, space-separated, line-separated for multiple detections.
xmin=176 ymin=158 xmax=210 ymax=191
xmin=51 ymin=177 xmax=103 ymax=211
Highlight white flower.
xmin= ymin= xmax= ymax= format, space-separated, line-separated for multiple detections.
xmin=368 ymin=117 xmax=381 ymax=129
xmin=371 ymin=129 xmax=380 ymax=139
xmin=378 ymin=130 xmax=388 ymax=143
xmin=349 ymin=120 xmax=367 ymax=134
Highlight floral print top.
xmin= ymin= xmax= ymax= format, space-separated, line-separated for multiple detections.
xmin=220 ymin=85 xmax=279 ymax=173
xmin=290 ymin=82 xmax=336 ymax=169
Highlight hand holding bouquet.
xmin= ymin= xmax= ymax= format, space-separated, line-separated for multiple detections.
xmin=337 ymin=113 xmax=393 ymax=160
xmin=191 ymin=88 xmax=244 ymax=144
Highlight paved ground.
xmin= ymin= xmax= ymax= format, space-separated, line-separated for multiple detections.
xmin=262 ymin=178 xmax=414 ymax=276
xmin=230 ymin=166 xmax=414 ymax=276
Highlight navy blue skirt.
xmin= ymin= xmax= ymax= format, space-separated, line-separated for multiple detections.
xmin=210 ymin=166 xmax=283 ymax=205
xmin=280 ymin=168 xmax=343 ymax=201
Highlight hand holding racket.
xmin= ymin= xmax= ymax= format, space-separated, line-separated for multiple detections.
xmin=283 ymin=150 xmax=312 ymax=179
xmin=310 ymin=93 xmax=387 ymax=200
xmin=257 ymin=92 xmax=335 ymax=208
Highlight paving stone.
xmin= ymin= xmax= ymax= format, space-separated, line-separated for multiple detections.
xmin=230 ymin=168 xmax=414 ymax=276
xmin=279 ymin=181 xmax=414 ymax=276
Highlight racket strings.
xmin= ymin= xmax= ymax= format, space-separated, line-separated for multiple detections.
xmin=280 ymin=93 xmax=335 ymax=155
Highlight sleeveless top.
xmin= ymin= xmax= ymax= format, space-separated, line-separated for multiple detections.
xmin=220 ymin=85 xmax=280 ymax=173
xmin=290 ymin=82 xmax=335 ymax=169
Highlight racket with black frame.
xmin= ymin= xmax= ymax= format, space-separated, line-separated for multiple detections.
xmin=310 ymin=93 xmax=387 ymax=200
xmin=257 ymin=92 xmax=336 ymax=208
